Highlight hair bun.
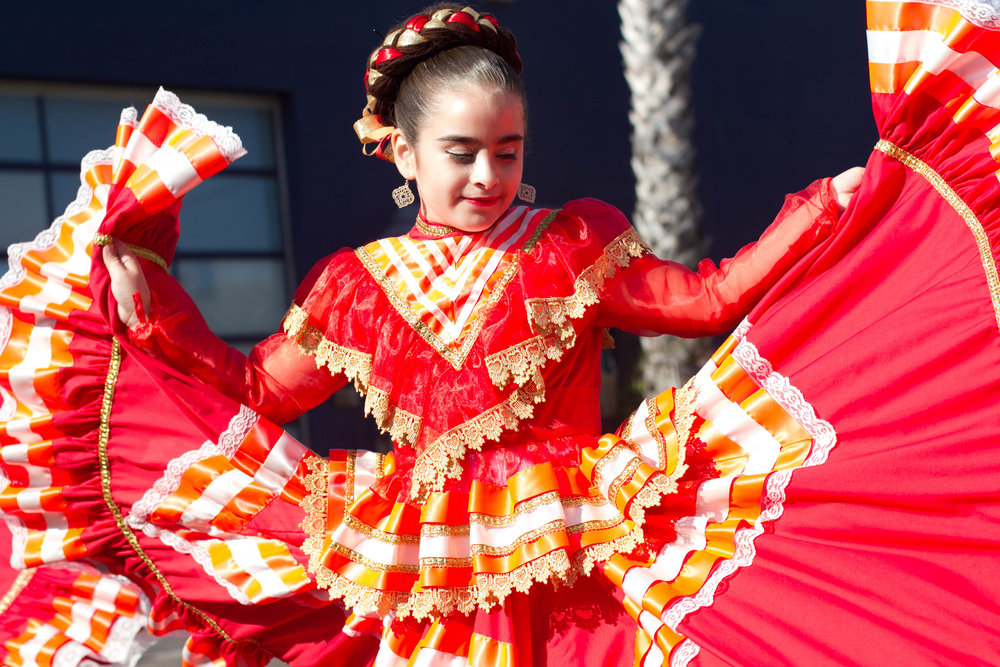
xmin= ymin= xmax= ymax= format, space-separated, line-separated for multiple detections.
xmin=363 ymin=5 xmax=521 ymax=128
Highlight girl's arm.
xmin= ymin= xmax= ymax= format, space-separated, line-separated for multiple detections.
xmin=594 ymin=169 xmax=861 ymax=337
xmin=104 ymin=242 xmax=346 ymax=424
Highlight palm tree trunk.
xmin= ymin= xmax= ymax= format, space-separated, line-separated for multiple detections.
xmin=618 ymin=0 xmax=712 ymax=393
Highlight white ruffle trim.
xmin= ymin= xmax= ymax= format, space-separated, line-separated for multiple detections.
xmin=1 ymin=147 xmax=113 ymax=294
xmin=151 ymin=87 xmax=246 ymax=163
xmin=924 ymin=0 xmax=1000 ymax=27
xmin=127 ymin=405 xmax=258 ymax=527
xmin=667 ymin=320 xmax=838 ymax=666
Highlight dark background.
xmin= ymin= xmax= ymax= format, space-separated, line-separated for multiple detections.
xmin=0 ymin=1 xmax=876 ymax=449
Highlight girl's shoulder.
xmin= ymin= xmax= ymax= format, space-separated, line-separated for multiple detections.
xmin=526 ymin=198 xmax=646 ymax=273
xmin=535 ymin=198 xmax=638 ymax=253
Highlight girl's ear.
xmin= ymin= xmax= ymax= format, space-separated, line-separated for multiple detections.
xmin=392 ymin=129 xmax=417 ymax=181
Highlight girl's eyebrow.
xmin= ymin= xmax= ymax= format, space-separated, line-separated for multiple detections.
xmin=437 ymin=134 xmax=525 ymax=144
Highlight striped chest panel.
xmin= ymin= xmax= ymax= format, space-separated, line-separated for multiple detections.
xmin=357 ymin=207 xmax=542 ymax=360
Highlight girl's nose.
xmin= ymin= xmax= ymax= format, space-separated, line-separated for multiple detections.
xmin=471 ymin=153 xmax=499 ymax=189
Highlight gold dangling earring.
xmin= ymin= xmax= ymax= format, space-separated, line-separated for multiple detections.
xmin=517 ymin=182 xmax=536 ymax=204
xmin=393 ymin=180 xmax=415 ymax=208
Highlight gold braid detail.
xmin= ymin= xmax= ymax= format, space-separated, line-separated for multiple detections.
xmin=874 ymin=139 xmax=1000 ymax=332
xmin=99 ymin=339 xmax=255 ymax=649
xmin=93 ymin=234 xmax=168 ymax=271
xmin=0 ymin=568 xmax=35 ymax=615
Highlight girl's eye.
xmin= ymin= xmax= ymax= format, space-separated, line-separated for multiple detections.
xmin=498 ymin=152 xmax=518 ymax=161
xmin=447 ymin=152 xmax=475 ymax=164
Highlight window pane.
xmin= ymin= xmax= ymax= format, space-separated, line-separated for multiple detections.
xmin=0 ymin=171 xmax=48 ymax=250
xmin=44 ymin=97 xmax=136 ymax=164
xmin=172 ymin=258 xmax=287 ymax=337
xmin=0 ymin=95 xmax=43 ymax=162
xmin=179 ymin=175 xmax=282 ymax=253
xmin=49 ymin=170 xmax=86 ymax=217
xmin=194 ymin=105 xmax=276 ymax=171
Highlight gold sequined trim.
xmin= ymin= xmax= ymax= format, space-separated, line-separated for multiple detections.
xmin=470 ymin=519 xmax=567 ymax=556
xmin=0 ymin=568 xmax=34 ymax=615
xmin=343 ymin=512 xmax=422 ymax=545
xmin=410 ymin=373 xmax=545 ymax=501
xmin=325 ymin=542 xmax=420 ymax=574
xmin=93 ymin=234 xmax=169 ymax=271
xmin=307 ymin=522 xmax=644 ymax=621
xmin=421 ymin=523 xmax=471 ymax=537
xmin=590 ymin=441 xmax=632 ymax=497
xmin=607 ymin=457 xmax=643 ymax=506
xmin=420 ymin=556 xmax=474 ymax=568
xmin=414 ymin=216 xmax=458 ymax=238
xmin=99 ymin=340 xmax=248 ymax=648
xmin=875 ymin=139 xmax=1000 ymax=332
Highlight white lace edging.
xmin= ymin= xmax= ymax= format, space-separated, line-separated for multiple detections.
xmin=133 ymin=521 xmax=252 ymax=606
xmin=123 ymin=406 xmax=260 ymax=606
xmin=917 ymin=0 xmax=1000 ymax=27
xmin=0 ymin=310 xmax=13 ymax=421
xmin=1 ymin=147 xmax=114 ymax=294
xmin=152 ymin=88 xmax=246 ymax=163
xmin=665 ymin=327 xmax=838 ymax=667
xmin=126 ymin=405 xmax=258 ymax=527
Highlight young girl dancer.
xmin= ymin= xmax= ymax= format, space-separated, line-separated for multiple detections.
xmin=15 ymin=2 xmax=997 ymax=666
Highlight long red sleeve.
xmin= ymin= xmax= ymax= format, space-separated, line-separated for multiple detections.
xmin=594 ymin=178 xmax=839 ymax=337
xmin=127 ymin=259 xmax=347 ymax=425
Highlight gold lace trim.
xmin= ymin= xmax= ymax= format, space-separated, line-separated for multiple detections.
xmin=99 ymin=340 xmax=249 ymax=648
xmin=299 ymin=455 xmax=330 ymax=568
xmin=875 ymin=139 xmax=1000 ymax=332
xmin=361 ymin=386 xmax=422 ymax=446
xmin=283 ymin=305 xmax=372 ymax=392
xmin=525 ymin=227 xmax=648 ymax=347
xmin=485 ymin=335 xmax=565 ymax=389
xmin=92 ymin=234 xmax=169 ymax=271
xmin=356 ymin=210 xmax=560 ymax=372
xmin=485 ymin=227 xmax=647 ymax=391
xmin=409 ymin=373 xmax=545 ymax=502
xmin=644 ymin=396 xmax=669 ymax=470
xmin=298 ymin=455 xmax=679 ymax=620
xmin=308 ymin=517 xmax=647 ymax=621
xmin=0 ymin=568 xmax=34 ymax=615
xmin=284 ymin=307 xmax=424 ymax=446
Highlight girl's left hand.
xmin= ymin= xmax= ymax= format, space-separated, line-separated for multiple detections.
xmin=103 ymin=240 xmax=151 ymax=330
xmin=831 ymin=166 xmax=865 ymax=213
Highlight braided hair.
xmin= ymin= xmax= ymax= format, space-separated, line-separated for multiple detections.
xmin=355 ymin=4 xmax=524 ymax=162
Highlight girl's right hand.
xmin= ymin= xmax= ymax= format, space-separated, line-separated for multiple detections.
xmin=102 ymin=240 xmax=151 ymax=330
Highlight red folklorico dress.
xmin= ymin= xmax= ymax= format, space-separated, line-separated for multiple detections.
xmin=4 ymin=1 xmax=1000 ymax=665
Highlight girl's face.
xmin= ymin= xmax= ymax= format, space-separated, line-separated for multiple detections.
xmin=393 ymin=84 xmax=525 ymax=233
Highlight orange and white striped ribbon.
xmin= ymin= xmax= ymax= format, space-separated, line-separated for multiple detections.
xmin=359 ymin=207 xmax=541 ymax=348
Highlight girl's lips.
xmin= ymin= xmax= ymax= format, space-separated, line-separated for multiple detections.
xmin=463 ymin=196 xmax=500 ymax=208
